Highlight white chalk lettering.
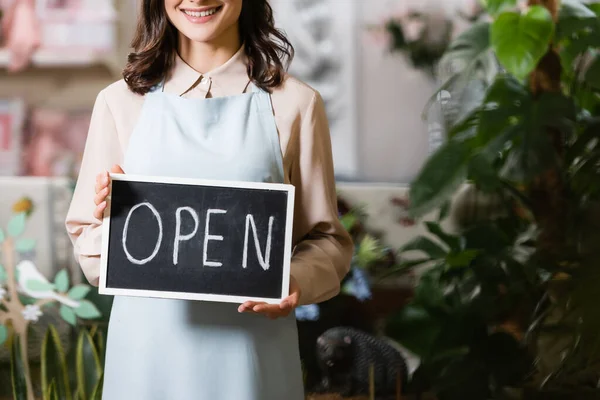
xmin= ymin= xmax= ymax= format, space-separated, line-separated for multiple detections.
xmin=122 ymin=202 xmax=163 ymax=265
xmin=173 ymin=206 xmax=199 ymax=265
xmin=203 ymin=209 xmax=227 ymax=267
xmin=242 ymin=214 xmax=274 ymax=271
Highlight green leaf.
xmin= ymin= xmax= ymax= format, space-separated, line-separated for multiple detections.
xmin=0 ymin=228 xmax=4 ymax=244
xmin=468 ymin=153 xmax=502 ymax=191
xmin=0 ymin=264 xmax=6 ymax=283
xmin=11 ymin=336 xmax=28 ymax=400
xmin=557 ymin=0 xmax=599 ymax=40
xmin=77 ymin=330 xmax=102 ymax=400
xmin=0 ymin=324 xmax=7 ymax=346
xmin=585 ymin=57 xmax=600 ymax=89
xmin=59 ymin=305 xmax=77 ymax=326
xmin=90 ymin=373 xmax=104 ymax=400
xmin=15 ymin=239 xmax=36 ymax=253
xmin=54 ymin=270 xmax=69 ymax=293
xmin=446 ymin=249 xmax=480 ymax=268
xmin=68 ymin=285 xmax=91 ymax=300
xmin=425 ymin=221 xmax=462 ymax=252
xmin=491 ymin=6 xmax=555 ymax=80
xmin=409 ymin=137 xmax=473 ymax=218
xmin=7 ymin=212 xmax=26 ymax=238
xmin=399 ymin=236 xmax=448 ymax=259
xmin=41 ymin=325 xmax=71 ymax=400
xmin=25 ymin=279 xmax=55 ymax=292
xmin=339 ymin=212 xmax=357 ymax=232
xmin=438 ymin=201 xmax=452 ymax=222
xmin=356 ymin=235 xmax=385 ymax=268
xmin=74 ymin=300 xmax=101 ymax=319
xmin=45 ymin=380 xmax=59 ymax=400
xmin=481 ymin=0 xmax=517 ymax=16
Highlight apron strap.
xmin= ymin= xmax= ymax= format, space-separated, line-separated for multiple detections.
xmin=248 ymin=81 xmax=274 ymax=114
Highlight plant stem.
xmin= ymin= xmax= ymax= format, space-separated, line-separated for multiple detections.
xmin=2 ymin=238 xmax=34 ymax=400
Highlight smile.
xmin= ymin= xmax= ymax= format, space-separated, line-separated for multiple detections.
xmin=181 ymin=5 xmax=223 ymax=21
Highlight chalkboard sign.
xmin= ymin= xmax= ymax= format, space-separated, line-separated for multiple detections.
xmin=99 ymin=174 xmax=295 ymax=304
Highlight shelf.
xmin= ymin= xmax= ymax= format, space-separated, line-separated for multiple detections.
xmin=0 ymin=48 xmax=112 ymax=69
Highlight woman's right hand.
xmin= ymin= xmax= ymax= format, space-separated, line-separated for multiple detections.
xmin=93 ymin=165 xmax=124 ymax=220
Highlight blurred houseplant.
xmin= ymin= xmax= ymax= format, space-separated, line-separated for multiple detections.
xmin=383 ymin=0 xmax=600 ymax=399
xmin=0 ymin=202 xmax=107 ymax=399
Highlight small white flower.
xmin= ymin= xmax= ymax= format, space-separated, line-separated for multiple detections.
xmin=0 ymin=287 xmax=6 ymax=300
xmin=22 ymin=304 xmax=43 ymax=322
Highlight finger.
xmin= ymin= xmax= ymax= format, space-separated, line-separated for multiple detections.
xmin=93 ymin=201 xmax=107 ymax=220
xmin=238 ymin=301 xmax=259 ymax=313
xmin=111 ymin=164 xmax=124 ymax=174
xmin=94 ymin=187 xmax=109 ymax=206
xmin=95 ymin=171 xmax=110 ymax=194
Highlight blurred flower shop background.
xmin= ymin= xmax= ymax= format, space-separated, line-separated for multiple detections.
xmin=2 ymin=0 xmax=600 ymax=399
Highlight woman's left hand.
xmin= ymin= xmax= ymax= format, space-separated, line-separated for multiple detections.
xmin=238 ymin=276 xmax=301 ymax=319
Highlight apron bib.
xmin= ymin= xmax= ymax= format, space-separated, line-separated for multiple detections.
xmin=101 ymin=83 xmax=304 ymax=400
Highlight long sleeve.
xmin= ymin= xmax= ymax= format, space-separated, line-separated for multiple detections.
xmin=65 ymin=90 xmax=123 ymax=286
xmin=289 ymin=91 xmax=353 ymax=306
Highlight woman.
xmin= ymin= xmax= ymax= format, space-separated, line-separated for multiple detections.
xmin=65 ymin=1 xmax=353 ymax=399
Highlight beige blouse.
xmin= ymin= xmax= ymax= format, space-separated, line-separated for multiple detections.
xmin=65 ymin=47 xmax=353 ymax=306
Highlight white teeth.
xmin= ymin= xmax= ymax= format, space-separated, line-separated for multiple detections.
xmin=184 ymin=8 xmax=218 ymax=18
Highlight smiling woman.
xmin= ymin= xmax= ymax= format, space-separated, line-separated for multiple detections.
xmin=65 ymin=0 xmax=353 ymax=399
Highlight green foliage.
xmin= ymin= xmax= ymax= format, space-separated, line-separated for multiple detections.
xmin=74 ymin=301 xmax=102 ymax=320
xmin=11 ymin=336 xmax=28 ymax=400
xmin=37 ymin=326 xmax=106 ymax=400
xmin=41 ymin=326 xmax=72 ymax=400
xmin=388 ymin=0 xmax=600 ymax=397
xmin=15 ymin=238 xmax=36 ymax=253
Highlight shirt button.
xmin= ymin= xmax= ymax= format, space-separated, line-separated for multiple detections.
xmin=200 ymin=77 xmax=209 ymax=85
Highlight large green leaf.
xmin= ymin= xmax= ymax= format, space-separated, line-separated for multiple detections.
xmin=10 ymin=336 xmax=28 ymax=400
xmin=398 ymin=236 xmax=448 ymax=259
xmin=41 ymin=325 xmax=71 ymax=400
xmin=481 ymin=0 xmax=517 ymax=16
xmin=409 ymin=137 xmax=473 ymax=218
xmin=7 ymin=212 xmax=27 ymax=238
xmin=76 ymin=330 xmax=102 ymax=400
xmin=491 ymin=6 xmax=555 ymax=80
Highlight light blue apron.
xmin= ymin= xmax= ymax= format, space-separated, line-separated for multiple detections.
xmin=101 ymin=79 xmax=304 ymax=400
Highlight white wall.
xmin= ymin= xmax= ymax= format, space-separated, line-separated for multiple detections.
xmin=273 ymin=0 xmax=475 ymax=183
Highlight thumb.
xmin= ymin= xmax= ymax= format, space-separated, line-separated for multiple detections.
xmin=110 ymin=164 xmax=124 ymax=174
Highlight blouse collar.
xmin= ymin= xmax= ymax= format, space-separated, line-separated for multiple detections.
xmin=165 ymin=45 xmax=251 ymax=97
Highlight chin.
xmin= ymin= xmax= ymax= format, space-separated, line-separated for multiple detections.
xmin=166 ymin=1 xmax=242 ymax=44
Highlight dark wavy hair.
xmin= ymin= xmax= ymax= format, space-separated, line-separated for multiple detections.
xmin=123 ymin=0 xmax=294 ymax=95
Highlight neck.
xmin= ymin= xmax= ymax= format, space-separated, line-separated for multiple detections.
xmin=177 ymin=27 xmax=241 ymax=73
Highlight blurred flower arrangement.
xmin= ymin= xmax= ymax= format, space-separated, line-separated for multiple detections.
xmin=1 ymin=198 xmax=104 ymax=399
xmin=367 ymin=0 xmax=486 ymax=73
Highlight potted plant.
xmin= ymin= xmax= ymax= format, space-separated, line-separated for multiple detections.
xmin=383 ymin=0 xmax=600 ymax=399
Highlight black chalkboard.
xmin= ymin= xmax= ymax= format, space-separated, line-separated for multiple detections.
xmin=99 ymin=174 xmax=295 ymax=304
